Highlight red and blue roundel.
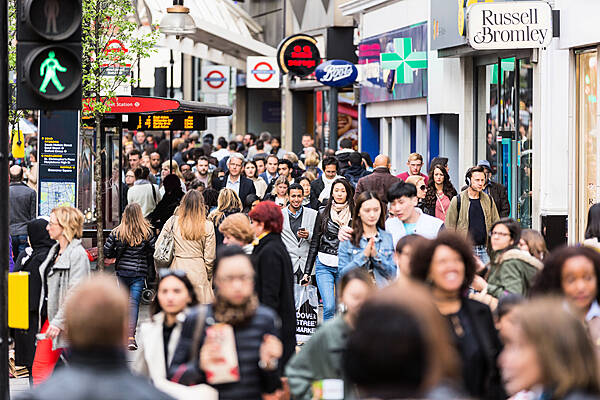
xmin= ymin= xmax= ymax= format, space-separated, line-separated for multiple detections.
xmin=315 ymin=60 xmax=358 ymax=88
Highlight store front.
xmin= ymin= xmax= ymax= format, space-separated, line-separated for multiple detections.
xmin=575 ymin=48 xmax=599 ymax=239
xmin=432 ymin=0 xmax=554 ymax=230
xmin=474 ymin=55 xmax=534 ymax=227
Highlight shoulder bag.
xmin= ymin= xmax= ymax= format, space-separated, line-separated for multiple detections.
xmin=154 ymin=216 xmax=175 ymax=268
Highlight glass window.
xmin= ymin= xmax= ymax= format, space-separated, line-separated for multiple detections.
xmin=577 ymin=50 xmax=599 ymax=238
xmin=517 ymin=59 xmax=533 ymax=228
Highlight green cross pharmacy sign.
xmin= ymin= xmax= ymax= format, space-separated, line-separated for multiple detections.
xmin=380 ymin=37 xmax=427 ymax=84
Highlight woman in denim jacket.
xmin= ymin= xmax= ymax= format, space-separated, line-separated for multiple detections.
xmin=339 ymin=191 xmax=397 ymax=287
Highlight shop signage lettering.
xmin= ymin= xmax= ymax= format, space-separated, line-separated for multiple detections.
xmin=315 ymin=60 xmax=358 ymax=87
xmin=467 ymin=1 xmax=552 ymax=50
xmin=277 ymin=34 xmax=321 ymax=77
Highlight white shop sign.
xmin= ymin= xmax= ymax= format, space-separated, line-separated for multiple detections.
xmin=467 ymin=1 xmax=552 ymax=50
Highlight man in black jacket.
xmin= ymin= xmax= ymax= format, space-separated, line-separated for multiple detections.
xmin=19 ymin=276 xmax=173 ymax=400
xmin=169 ymin=246 xmax=283 ymax=400
xmin=310 ymin=156 xmax=341 ymax=207
xmin=9 ymin=165 xmax=37 ymax=261
xmin=343 ymin=151 xmax=370 ymax=187
xmin=478 ymin=160 xmax=511 ymax=218
xmin=213 ymin=153 xmax=257 ymax=204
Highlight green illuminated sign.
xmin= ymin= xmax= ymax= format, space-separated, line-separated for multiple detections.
xmin=39 ymin=51 xmax=67 ymax=93
xmin=380 ymin=37 xmax=427 ymax=84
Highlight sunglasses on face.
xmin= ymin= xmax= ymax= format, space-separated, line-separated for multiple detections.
xmin=158 ymin=268 xmax=187 ymax=280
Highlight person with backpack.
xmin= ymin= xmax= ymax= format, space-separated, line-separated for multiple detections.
xmin=104 ymin=203 xmax=156 ymax=351
xmin=445 ymin=166 xmax=500 ymax=264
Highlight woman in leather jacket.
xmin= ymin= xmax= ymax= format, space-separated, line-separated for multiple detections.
xmin=104 ymin=203 xmax=156 ymax=350
xmin=305 ymin=178 xmax=354 ymax=321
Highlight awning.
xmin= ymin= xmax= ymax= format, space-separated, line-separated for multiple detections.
xmin=141 ymin=0 xmax=276 ymax=68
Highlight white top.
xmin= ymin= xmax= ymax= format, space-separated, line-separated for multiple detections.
xmin=317 ymin=252 xmax=338 ymax=267
xmin=385 ymin=208 xmax=444 ymax=246
xmin=211 ymin=148 xmax=230 ymax=161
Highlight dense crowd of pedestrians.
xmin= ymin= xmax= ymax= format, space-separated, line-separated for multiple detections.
xmin=10 ymin=129 xmax=600 ymax=400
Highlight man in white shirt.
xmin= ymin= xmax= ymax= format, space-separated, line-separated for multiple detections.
xmin=385 ymin=181 xmax=444 ymax=245
xmin=127 ymin=166 xmax=162 ymax=217
xmin=211 ymin=137 xmax=230 ymax=161
xmin=338 ymin=181 xmax=443 ymax=246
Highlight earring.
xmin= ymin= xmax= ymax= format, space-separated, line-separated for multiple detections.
xmin=338 ymin=303 xmax=347 ymax=314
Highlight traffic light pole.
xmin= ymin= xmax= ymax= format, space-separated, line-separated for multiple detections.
xmin=0 ymin=0 xmax=10 ymax=398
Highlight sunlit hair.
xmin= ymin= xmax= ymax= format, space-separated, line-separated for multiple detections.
xmin=208 ymin=189 xmax=242 ymax=224
xmin=113 ymin=203 xmax=152 ymax=246
xmin=305 ymin=151 xmax=320 ymax=168
xmin=510 ymin=297 xmax=600 ymax=398
xmin=176 ymin=190 xmax=207 ymax=240
xmin=162 ymin=160 xmax=183 ymax=181
xmin=52 ymin=206 xmax=84 ymax=242
xmin=219 ymin=213 xmax=255 ymax=245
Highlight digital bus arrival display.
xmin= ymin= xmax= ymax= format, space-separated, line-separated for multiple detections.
xmin=125 ymin=113 xmax=207 ymax=131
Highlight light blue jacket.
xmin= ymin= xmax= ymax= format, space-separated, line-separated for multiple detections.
xmin=338 ymin=228 xmax=397 ymax=287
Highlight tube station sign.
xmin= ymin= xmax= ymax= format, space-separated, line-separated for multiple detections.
xmin=467 ymin=1 xmax=552 ymax=50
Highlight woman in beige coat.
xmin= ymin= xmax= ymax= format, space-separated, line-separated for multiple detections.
xmin=163 ymin=190 xmax=215 ymax=303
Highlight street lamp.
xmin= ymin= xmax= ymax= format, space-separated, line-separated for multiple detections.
xmin=159 ymin=0 xmax=196 ymax=37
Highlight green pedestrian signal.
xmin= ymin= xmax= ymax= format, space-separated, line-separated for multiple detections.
xmin=39 ymin=51 xmax=67 ymax=93
xmin=16 ymin=0 xmax=82 ymax=110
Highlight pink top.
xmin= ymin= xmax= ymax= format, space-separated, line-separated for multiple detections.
xmin=397 ymin=171 xmax=429 ymax=184
xmin=434 ymin=192 xmax=451 ymax=222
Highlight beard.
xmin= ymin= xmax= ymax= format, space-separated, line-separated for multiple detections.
xmin=213 ymin=293 xmax=259 ymax=326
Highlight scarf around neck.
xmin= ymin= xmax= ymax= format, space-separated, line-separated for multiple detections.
xmin=330 ymin=201 xmax=351 ymax=228
xmin=213 ymin=293 xmax=259 ymax=326
xmin=319 ymin=174 xmax=342 ymax=202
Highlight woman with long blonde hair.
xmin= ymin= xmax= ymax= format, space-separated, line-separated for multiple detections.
xmin=161 ymin=190 xmax=215 ymax=303
xmin=208 ymin=188 xmax=242 ymax=246
xmin=104 ymin=203 xmax=156 ymax=350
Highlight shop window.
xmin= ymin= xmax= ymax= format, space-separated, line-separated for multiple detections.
xmin=577 ymin=49 xmax=599 ymax=238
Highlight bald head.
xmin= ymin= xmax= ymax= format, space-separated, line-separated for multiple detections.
xmin=9 ymin=165 xmax=23 ymax=182
xmin=374 ymin=155 xmax=390 ymax=169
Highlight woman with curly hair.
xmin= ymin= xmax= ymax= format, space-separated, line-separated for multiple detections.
xmin=423 ymin=164 xmax=457 ymax=222
xmin=410 ymin=231 xmax=503 ymax=400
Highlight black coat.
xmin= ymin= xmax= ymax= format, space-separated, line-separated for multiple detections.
xmin=103 ymin=232 xmax=156 ymax=277
xmin=251 ymin=232 xmax=296 ymax=367
xmin=305 ymin=209 xmax=351 ymax=275
xmin=214 ymin=174 xmax=257 ymax=205
xmin=148 ymin=192 xmax=183 ymax=232
xmin=309 ymin=177 xmax=325 ymax=208
xmin=487 ymin=181 xmax=510 ymax=218
xmin=168 ymin=304 xmax=281 ymax=400
xmin=18 ymin=349 xmax=173 ymax=400
xmin=451 ymin=298 xmax=505 ymax=400
xmin=13 ymin=218 xmax=56 ymax=367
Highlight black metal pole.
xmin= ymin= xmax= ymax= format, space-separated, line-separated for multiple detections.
xmin=0 ymin=0 xmax=10 ymax=396
xmin=169 ymin=50 xmax=175 ymax=98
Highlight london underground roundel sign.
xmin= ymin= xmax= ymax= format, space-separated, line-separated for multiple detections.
xmin=277 ymin=34 xmax=321 ymax=77
xmin=205 ymin=70 xmax=226 ymax=89
xmin=247 ymin=56 xmax=280 ymax=88
xmin=315 ymin=60 xmax=358 ymax=87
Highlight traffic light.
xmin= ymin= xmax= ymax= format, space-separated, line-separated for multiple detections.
xmin=16 ymin=0 xmax=82 ymax=110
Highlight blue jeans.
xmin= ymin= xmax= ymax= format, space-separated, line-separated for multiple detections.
xmin=118 ymin=276 xmax=145 ymax=337
xmin=315 ymin=260 xmax=339 ymax=321
xmin=474 ymin=245 xmax=490 ymax=265
xmin=12 ymin=234 xmax=27 ymax=262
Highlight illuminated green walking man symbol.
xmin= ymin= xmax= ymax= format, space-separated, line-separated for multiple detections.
xmin=39 ymin=51 xmax=67 ymax=93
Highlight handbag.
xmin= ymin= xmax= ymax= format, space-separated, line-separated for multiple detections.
xmin=154 ymin=216 xmax=175 ymax=268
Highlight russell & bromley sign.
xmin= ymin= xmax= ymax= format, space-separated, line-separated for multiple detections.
xmin=467 ymin=1 xmax=552 ymax=50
